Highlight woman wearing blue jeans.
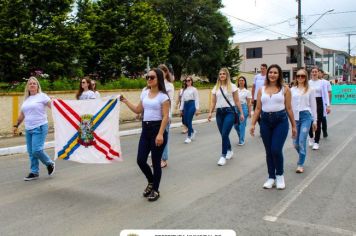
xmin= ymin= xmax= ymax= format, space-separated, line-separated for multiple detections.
xmin=121 ymin=68 xmax=170 ymax=201
xmin=291 ymin=69 xmax=317 ymax=173
xmin=208 ymin=68 xmax=244 ymax=166
xmin=14 ymin=76 xmax=55 ymax=181
xmin=250 ymin=64 xmax=296 ymax=190
xmin=234 ymin=76 xmax=252 ymax=145
xmin=180 ymin=76 xmax=200 ymax=144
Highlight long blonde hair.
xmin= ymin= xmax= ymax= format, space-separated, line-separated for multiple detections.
xmin=215 ymin=67 xmax=233 ymax=93
xmin=295 ymin=69 xmax=310 ymax=94
xmin=24 ymin=76 xmax=42 ymax=99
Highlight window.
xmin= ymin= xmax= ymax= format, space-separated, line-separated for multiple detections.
xmin=246 ymin=47 xmax=262 ymax=59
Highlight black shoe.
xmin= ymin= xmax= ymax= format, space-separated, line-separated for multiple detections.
xmin=143 ymin=183 xmax=153 ymax=197
xmin=47 ymin=163 xmax=55 ymax=176
xmin=24 ymin=173 xmax=39 ymax=181
xmin=147 ymin=190 xmax=160 ymax=201
xmin=323 ymin=133 xmax=328 ymax=138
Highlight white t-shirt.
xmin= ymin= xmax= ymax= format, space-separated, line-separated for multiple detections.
xmin=180 ymin=86 xmax=200 ymax=110
xmin=140 ymin=89 xmax=169 ymax=121
xmin=164 ymin=80 xmax=174 ymax=118
xmin=323 ymin=79 xmax=332 ymax=92
xmin=309 ymin=79 xmax=322 ymax=97
xmin=237 ymin=88 xmax=252 ymax=104
xmin=79 ymin=90 xmax=96 ymax=100
xmin=94 ymin=91 xmax=101 ymax=98
xmin=212 ymin=84 xmax=238 ymax=108
xmin=253 ymin=74 xmax=266 ymax=100
xmin=21 ymin=93 xmax=50 ymax=130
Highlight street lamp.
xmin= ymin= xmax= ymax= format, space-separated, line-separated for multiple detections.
xmin=303 ymin=9 xmax=334 ymax=35
xmin=296 ymin=4 xmax=334 ymax=69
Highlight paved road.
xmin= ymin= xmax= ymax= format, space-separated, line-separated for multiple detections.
xmin=0 ymin=105 xmax=355 ymax=236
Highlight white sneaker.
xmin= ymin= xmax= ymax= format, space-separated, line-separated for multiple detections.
xmin=276 ymin=175 xmax=285 ymax=190
xmin=237 ymin=141 xmax=245 ymax=146
xmin=226 ymin=150 xmax=233 ymax=160
xmin=308 ymin=139 xmax=314 ymax=147
xmin=312 ymin=143 xmax=319 ymax=150
xmin=184 ymin=137 xmax=192 ymax=144
xmin=191 ymin=130 xmax=197 ymax=140
xmin=263 ymin=178 xmax=275 ymax=189
xmin=217 ymin=157 xmax=226 ymax=166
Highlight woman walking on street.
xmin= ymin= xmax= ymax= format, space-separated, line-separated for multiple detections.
xmin=250 ymin=64 xmax=297 ymax=190
xmin=234 ymin=76 xmax=252 ymax=146
xmin=208 ymin=68 xmax=244 ymax=166
xmin=120 ymin=68 xmax=170 ymax=201
xmin=14 ymin=77 xmax=55 ymax=181
xmin=176 ymin=79 xmax=188 ymax=134
xmin=76 ymin=76 xmax=96 ymax=100
xmin=291 ymin=69 xmax=317 ymax=173
xmin=180 ymin=76 xmax=200 ymax=144
xmin=158 ymin=64 xmax=174 ymax=168
xmin=308 ymin=67 xmax=330 ymax=150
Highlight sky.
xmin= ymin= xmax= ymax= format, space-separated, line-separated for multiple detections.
xmin=221 ymin=0 xmax=356 ymax=55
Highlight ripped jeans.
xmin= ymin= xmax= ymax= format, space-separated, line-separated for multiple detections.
xmin=293 ymin=111 xmax=313 ymax=167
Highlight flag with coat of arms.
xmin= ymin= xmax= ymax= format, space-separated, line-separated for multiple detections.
xmin=52 ymin=97 xmax=122 ymax=163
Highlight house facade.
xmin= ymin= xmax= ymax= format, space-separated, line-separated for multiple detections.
xmin=235 ymin=38 xmax=325 ymax=83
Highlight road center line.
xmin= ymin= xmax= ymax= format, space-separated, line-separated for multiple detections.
xmin=264 ymin=133 xmax=355 ymax=220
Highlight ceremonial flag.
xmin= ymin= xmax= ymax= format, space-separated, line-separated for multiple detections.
xmin=52 ymin=97 xmax=122 ymax=163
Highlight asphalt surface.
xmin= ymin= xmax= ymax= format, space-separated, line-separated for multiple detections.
xmin=0 ymin=105 xmax=355 ymax=236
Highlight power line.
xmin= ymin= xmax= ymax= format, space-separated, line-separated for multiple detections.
xmin=236 ymin=18 xmax=292 ymax=33
xmin=305 ymin=10 xmax=356 ymax=16
xmin=223 ymin=13 xmax=293 ymax=38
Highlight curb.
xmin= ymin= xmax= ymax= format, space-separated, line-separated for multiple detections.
xmin=0 ymin=118 xmax=214 ymax=156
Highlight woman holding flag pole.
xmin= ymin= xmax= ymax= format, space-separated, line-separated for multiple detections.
xmin=120 ymin=68 xmax=170 ymax=202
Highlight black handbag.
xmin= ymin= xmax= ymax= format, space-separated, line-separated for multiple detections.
xmin=219 ymin=87 xmax=240 ymax=125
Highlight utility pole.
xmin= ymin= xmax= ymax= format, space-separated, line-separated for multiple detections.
xmin=297 ymin=0 xmax=303 ymax=69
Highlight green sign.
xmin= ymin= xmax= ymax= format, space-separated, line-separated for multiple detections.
xmin=332 ymin=85 xmax=356 ymax=104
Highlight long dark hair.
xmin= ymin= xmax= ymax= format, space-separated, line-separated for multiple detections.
xmin=265 ymin=64 xmax=284 ymax=90
xmin=237 ymin=76 xmax=248 ymax=89
xmin=151 ymin=68 xmax=169 ymax=96
xmin=76 ymin=76 xmax=93 ymax=100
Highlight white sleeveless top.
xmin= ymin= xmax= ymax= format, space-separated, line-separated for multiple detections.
xmin=261 ymin=86 xmax=285 ymax=112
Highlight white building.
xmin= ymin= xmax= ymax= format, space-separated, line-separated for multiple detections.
xmin=235 ymin=37 xmax=324 ymax=83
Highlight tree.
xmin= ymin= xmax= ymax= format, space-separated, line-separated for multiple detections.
xmin=0 ymin=0 xmax=88 ymax=81
xmin=77 ymin=0 xmax=171 ymax=81
xmin=148 ymin=0 xmax=237 ymax=81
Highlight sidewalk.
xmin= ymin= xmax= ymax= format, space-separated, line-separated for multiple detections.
xmin=0 ymin=113 xmax=212 ymax=156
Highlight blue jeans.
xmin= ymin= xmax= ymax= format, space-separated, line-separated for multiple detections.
xmin=162 ymin=122 xmax=170 ymax=161
xmin=25 ymin=123 xmax=54 ymax=175
xmin=216 ymin=107 xmax=235 ymax=157
xmin=260 ymin=110 xmax=289 ymax=179
xmin=293 ymin=111 xmax=313 ymax=167
xmin=234 ymin=103 xmax=249 ymax=144
xmin=137 ymin=121 xmax=168 ymax=192
xmin=183 ymin=100 xmax=196 ymax=137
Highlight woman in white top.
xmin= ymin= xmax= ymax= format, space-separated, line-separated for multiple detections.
xmin=76 ymin=76 xmax=96 ymax=100
xmin=291 ymin=69 xmax=317 ymax=173
xmin=91 ymin=79 xmax=101 ymax=98
xmin=14 ymin=77 xmax=55 ymax=181
xmin=308 ymin=67 xmax=330 ymax=150
xmin=180 ymin=76 xmax=200 ymax=144
xmin=208 ymin=68 xmax=244 ymax=166
xmin=158 ymin=64 xmax=174 ymax=168
xmin=121 ymin=68 xmax=169 ymax=202
xmin=250 ymin=64 xmax=296 ymax=190
xmin=234 ymin=76 xmax=252 ymax=145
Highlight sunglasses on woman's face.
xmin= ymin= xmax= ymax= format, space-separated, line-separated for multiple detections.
xmin=186 ymin=80 xmax=192 ymax=82
xmin=296 ymin=74 xmax=306 ymax=78
xmin=81 ymin=81 xmax=87 ymax=84
xmin=145 ymin=75 xmax=156 ymax=81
